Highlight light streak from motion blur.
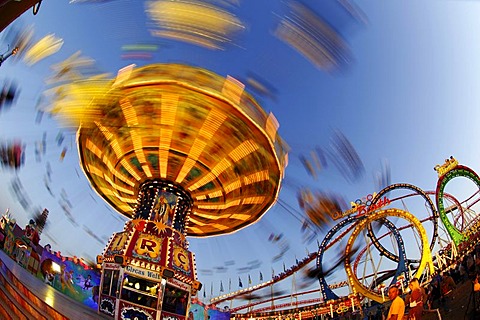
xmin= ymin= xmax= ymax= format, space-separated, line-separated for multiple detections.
xmin=23 ymin=33 xmax=63 ymax=66
xmin=275 ymin=0 xmax=351 ymax=72
xmin=146 ymin=0 xmax=245 ymax=50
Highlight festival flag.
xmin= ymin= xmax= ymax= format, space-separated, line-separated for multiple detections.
xmin=229 ymin=278 xmax=232 ymax=291
xmin=295 ymin=255 xmax=299 ymax=264
xmin=203 ymin=288 xmax=206 ymax=298
xmin=259 ymin=271 xmax=263 ymax=281
xmin=248 ymin=274 xmax=252 ymax=285
xmin=283 ymin=262 xmax=286 ymax=272
xmin=239 ymin=277 xmax=243 ymax=288
xmin=220 ymin=280 xmax=224 ymax=292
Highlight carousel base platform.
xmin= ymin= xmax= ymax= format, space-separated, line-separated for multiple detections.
xmin=0 ymin=250 xmax=109 ymax=320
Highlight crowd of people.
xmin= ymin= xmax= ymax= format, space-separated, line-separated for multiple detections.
xmin=381 ymin=272 xmax=455 ymax=319
xmin=377 ymin=244 xmax=480 ymax=320
xmin=272 ymin=252 xmax=317 ymax=282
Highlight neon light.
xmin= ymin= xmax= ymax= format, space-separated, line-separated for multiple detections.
xmin=352 ymin=196 xmax=391 ymax=217
xmin=436 ymin=164 xmax=478 ymax=246
xmin=334 ymin=195 xmax=391 ymax=218
xmin=345 ymin=208 xmax=434 ymax=303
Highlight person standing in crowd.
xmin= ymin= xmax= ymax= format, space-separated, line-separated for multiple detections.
xmin=467 ymin=254 xmax=475 ymax=275
xmin=474 ymin=273 xmax=480 ymax=292
xmin=442 ymin=271 xmax=456 ymax=293
xmin=407 ymin=278 xmax=423 ymax=319
xmin=440 ymin=270 xmax=456 ymax=313
xmin=387 ymin=284 xmax=405 ymax=320
xmin=427 ymin=273 xmax=442 ymax=310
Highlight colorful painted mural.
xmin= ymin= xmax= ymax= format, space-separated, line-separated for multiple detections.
xmin=190 ymin=301 xmax=231 ymax=320
xmin=0 ymin=216 xmax=101 ymax=310
xmin=38 ymin=249 xmax=101 ymax=308
xmin=152 ymin=191 xmax=178 ymax=228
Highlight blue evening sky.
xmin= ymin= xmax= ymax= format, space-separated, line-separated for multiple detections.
xmin=1 ymin=0 xmax=480 ymax=307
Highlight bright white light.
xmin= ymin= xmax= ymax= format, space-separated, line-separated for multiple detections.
xmin=45 ymin=288 xmax=55 ymax=306
xmin=51 ymin=262 xmax=61 ymax=273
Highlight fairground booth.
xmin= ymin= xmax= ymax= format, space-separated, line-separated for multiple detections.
xmin=97 ymin=186 xmax=201 ymax=320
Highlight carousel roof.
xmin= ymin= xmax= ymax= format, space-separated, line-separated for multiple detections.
xmin=50 ymin=63 xmax=288 ymax=237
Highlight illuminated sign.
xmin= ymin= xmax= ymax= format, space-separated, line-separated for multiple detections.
xmin=125 ymin=265 xmax=162 ymax=281
xmin=172 ymin=246 xmax=191 ymax=274
xmin=434 ymin=156 xmax=458 ymax=177
xmin=336 ymin=303 xmax=350 ymax=314
xmin=168 ymin=277 xmax=191 ymax=291
xmin=350 ymin=196 xmax=391 ymax=216
xmin=332 ymin=194 xmax=391 ymax=218
xmin=133 ymin=234 xmax=163 ymax=262
xmin=107 ymin=232 xmax=128 ymax=255
xmin=104 ymin=263 xmax=121 ymax=270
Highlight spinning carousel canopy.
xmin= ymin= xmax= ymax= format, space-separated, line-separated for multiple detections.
xmin=50 ymin=63 xmax=288 ymax=237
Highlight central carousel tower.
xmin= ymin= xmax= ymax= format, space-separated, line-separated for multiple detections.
xmin=50 ymin=64 xmax=288 ymax=320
